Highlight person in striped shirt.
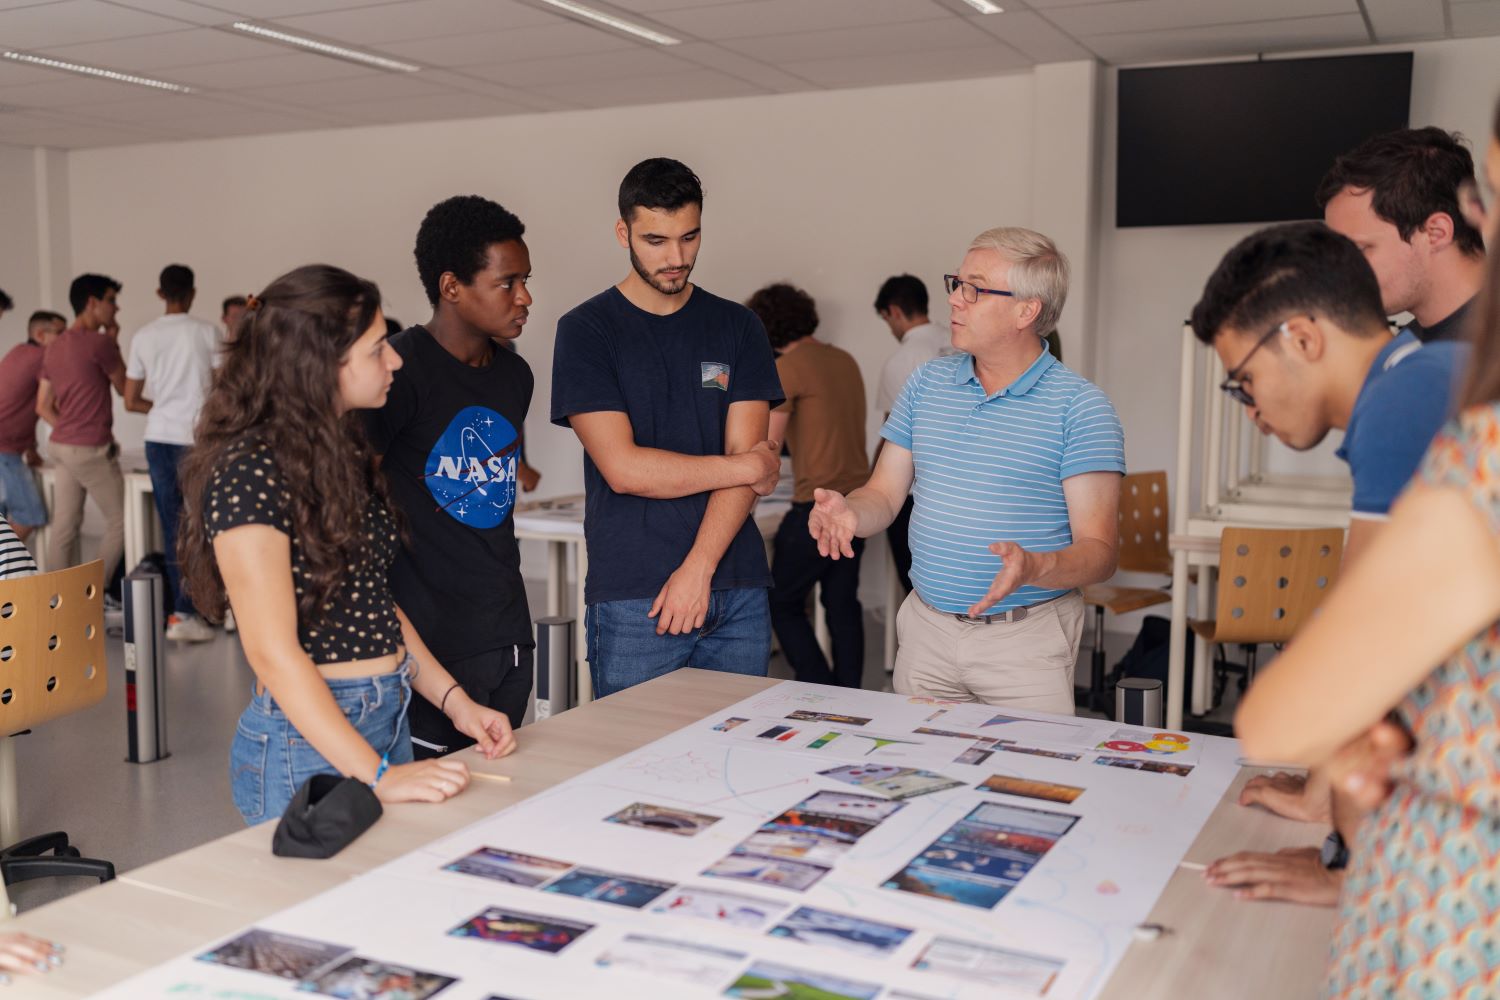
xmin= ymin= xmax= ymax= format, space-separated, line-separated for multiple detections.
xmin=809 ymin=228 xmax=1125 ymax=713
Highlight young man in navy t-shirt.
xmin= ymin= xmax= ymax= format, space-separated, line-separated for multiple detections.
xmin=551 ymin=158 xmax=783 ymax=697
xmin=365 ymin=195 xmax=533 ymax=757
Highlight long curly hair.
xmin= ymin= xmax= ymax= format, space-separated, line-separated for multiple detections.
xmin=178 ymin=264 xmax=389 ymax=624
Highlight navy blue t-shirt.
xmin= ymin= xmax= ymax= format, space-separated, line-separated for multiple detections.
xmin=551 ymin=286 xmax=784 ymax=605
xmin=1335 ymin=330 xmax=1466 ymax=517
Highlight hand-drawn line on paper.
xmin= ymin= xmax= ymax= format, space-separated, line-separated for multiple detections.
xmin=617 ymin=749 xmax=722 ymax=786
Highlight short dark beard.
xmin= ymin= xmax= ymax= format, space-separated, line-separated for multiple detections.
xmin=628 ymin=242 xmax=692 ymax=296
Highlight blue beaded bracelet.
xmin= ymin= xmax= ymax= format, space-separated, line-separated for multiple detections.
xmin=370 ymin=752 xmax=391 ymax=790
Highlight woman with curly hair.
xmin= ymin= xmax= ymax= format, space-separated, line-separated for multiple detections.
xmin=178 ymin=264 xmax=516 ymax=824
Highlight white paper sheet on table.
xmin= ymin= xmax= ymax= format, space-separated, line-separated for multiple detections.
xmin=98 ymin=682 xmax=1240 ymax=1000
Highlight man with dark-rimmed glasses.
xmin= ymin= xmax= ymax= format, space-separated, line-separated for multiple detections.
xmin=1189 ymin=219 xmax=1465 ymax=908
xmin=809 ymin=227 xmax=1124 ymax=713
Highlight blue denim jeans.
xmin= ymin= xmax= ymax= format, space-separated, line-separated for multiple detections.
xmin=228 ymin=657 xmax=414 ymax=825
xmin=0 ymin=452 xmax=46 ymax=528
xmin=145 ymin=441 xmax=193 ymax=615
xmin=586 ymin=587 xmax=771 ymax=698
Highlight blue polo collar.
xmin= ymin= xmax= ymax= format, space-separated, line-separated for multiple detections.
xmin=953 ymin=346 xmax=1057 ymax=397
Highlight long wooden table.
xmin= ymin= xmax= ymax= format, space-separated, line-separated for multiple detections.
xmin=6 ymin=671 xmax=1333 ymax=998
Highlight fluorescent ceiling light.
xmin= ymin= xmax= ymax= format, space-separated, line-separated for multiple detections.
xmin=534 ymin=0 xmax=681 ymax=45
xmin=960 ymin=0 xmax=1005 ymax=12
xmin=229 ymin=22 xmax=422 ymax=72
xmin=1 ymin=51 xmax=194 ymax=93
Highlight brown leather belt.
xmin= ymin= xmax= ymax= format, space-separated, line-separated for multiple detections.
xmin=917 ymin=589 xmax=1075 ymax=625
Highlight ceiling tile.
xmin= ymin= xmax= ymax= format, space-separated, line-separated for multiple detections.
xmin=165 ymin=51 xmax=375 ymax=88
xmin=545 ymin=67 xmax=763 ymax=106
xmin=972 ymin=10 xmax=1095 ymax=62
xmin=668 ymin=41 xmax=815 ymax=91
xmin=1451 ymin=1 xmax=1500 ymax=37
xmin=1085 ymin=13 xmax=1370 ymax=63
xmin=461 ymin=46 xmax=689 ymax=87
xmin=103 ymin=0 xmax=237 ymax=24
xmin=387 ymin=21 xmax=635 ymax=66
xmin=781 ymin=42 xmax=1032 ymax=89
xmin=1048 ymin=0 xmax=1357 ymax=38
xmin=607 ymin=0 xmax=752 ymax=10
xmin=652 ymin=0 xmax=949 ymax=41
xmin=1361 ymin=0 xmax=1445 ymax=40
xmin=0 ymin=0 xmax=186 ymax=47
xmin=270 ymin=0 xmax=559 ymax=46
xmin=0 ymin=73 xmax=169 ymax=106
xmin=184 ymin=0 xmax=406 ymax=17
xmin=245 ymin=70 xmax=451 ymax=106
xmin=332 ymin=89 xmax=522 ymax=122
xmin=70 ymin=90 xmax=263 ymax=120
xmin=36 ymin=27 xmax=277 ymax=69
xmin=719 ymin=19 xmax=993 ymax=64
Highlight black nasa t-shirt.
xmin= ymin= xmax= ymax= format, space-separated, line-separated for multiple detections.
xmin=364 ymin=326 xmax=534 ymax=660
xmin=550 ymin=286 xmax=784 ymax=605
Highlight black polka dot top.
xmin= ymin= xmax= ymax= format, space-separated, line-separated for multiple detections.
xmin=204 ymin=437 xmax=402 ymax=665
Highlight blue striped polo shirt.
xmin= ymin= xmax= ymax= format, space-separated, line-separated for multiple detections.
xmin=882 ymin=349 xmax=1125 ymax=615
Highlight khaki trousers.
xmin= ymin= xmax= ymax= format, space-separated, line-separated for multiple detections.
xmin=893 ymin=590 xmax=1085 ymax=714
xmin=47 ymin=442 xmax=124 ymax=584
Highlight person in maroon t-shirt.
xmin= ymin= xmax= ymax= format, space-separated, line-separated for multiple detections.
xmin=0 ymin=311 xmax=65 ymax=540
xmin=38 ymin=274 xmax=127 ymax=590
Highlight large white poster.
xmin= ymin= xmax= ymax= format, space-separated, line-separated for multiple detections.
xmin=99 ymin=682 xmax=1238 ymax=999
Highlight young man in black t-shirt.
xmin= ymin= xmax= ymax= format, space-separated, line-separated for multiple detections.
xmin=551 ymin=158 xmax=784 ymax=698
xmin=365 ymin=196 xmax=534 ymax=758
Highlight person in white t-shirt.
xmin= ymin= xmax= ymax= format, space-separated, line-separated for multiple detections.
xmin=873 ymin=274 xmax=954 ymax=593
xmin=124 ymin=264 xmax=220 ymax=642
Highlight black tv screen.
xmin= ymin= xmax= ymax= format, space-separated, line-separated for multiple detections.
xmin=1116 ymin=53 xmax=1413 ymax=227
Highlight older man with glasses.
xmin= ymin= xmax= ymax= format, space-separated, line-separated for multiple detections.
xmin=809 ymin=227 xmax=1124 ymax=714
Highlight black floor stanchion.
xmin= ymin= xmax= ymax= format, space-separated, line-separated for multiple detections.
xmin=533 ymin=616 xmax=577 ymax=721
xmin=123 ymin=565 xmax=169 ymax=763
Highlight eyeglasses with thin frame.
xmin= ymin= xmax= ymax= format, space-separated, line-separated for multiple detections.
xmin=1219 ymin=318 xmax=1304 ymax=406
xmin=944 ymin=274 xmax=1016 ymax=304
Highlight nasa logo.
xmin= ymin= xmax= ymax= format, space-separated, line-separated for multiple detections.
xmin=423 ymin=405 xmax=519 ymax=528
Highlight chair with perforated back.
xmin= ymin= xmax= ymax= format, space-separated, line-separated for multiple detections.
xmin=1079 ymin=471 xmax=1173 ymax=712
xmin=1189 ymin=527 xmax=1344 ymax=697
xmin=0 ymin=560 xmax=115 ymax=890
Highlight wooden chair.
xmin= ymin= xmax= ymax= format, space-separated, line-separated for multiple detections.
xmin=1189 ymin=527 xmax=1344 ymax=699
xmin=0 ymin=561 xmax=115 ymax=891
xmin=1080 ymin=471 xmax=1173 ymax=712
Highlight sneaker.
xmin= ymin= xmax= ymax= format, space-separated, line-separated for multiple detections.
xmin=166 ymin=613 xmax=215 ymax=643
xmin=223 ymin=608 xmax=237 ymax=633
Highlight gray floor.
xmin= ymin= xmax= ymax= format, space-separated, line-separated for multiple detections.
xmin=6 ymin=582 xmax=1195 ymax=912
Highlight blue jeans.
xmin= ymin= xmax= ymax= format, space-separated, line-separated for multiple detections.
xmin=0 ymin=453 xmax=46 ymax=528
xmin=228 ymin=657 xmax=414 ymax=825
xmin=145 ymin=441 xmax=193 ymax=615
xmin=586 ymin=587 xmax=771 ymax=698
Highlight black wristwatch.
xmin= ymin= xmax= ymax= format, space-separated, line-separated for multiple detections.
xmin=1320 ymin=831 xmax=1349 ymax=871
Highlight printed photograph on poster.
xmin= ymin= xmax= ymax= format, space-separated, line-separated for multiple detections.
xmin=818 ymin=764 xmax=964 ymax=800
xmin=702 ymin=849 xmax=831 ymax=891
xmin=912 ymin=937 xmax=1065 ymax=995
xmin=995 ymin=743 xmax=1083 ymax=762
xmin=595 ymin=934 xmax=747 ymax=986
xmin=884 ymin=801 xmax=1078 ymax=909
xmin=768 ymin=906 xmax=915 ymax=957
xmin=979 ymin=774 xmax=1085 ymax=804
xmin=651 ymin=885 xmax=789 ymax=930
xmin=713 ymin=717 xmax=750 ymax=732
xmin=742 ymin=814 xmax=876 ymax=866
xmin=724 ymin=960 xmax=882 ymax=1000
xmin=605 ymin=802 xmax=720 ymax=837
xmin=756 ymin=724 xmax=802 ymax=742
xmin=299 ymin=956 xmax=457 ymax=1000
xmin=913 ymin=726 xmax=987 ymax=741
xmin=979 ymin=714 xmax=1090 ymax=745
xmin=1094 ymin=754 xmax=1195 ymax=776
xmin=542 ymin=867 xmax=675 ymax=909
xmin=954 ymin=743 xmax=996 ymax=766
xmin=448 ymin=907 xmax=593 ymax=954
xmin=786 ymin=709 xmax=872 ymax=726
xmin=1095 ymin=728 xmax=1200 ymax=762
xmin=792 ymin=789 xmax=906 ymax=822
xmin=442 ymin=847 xmax=572 ymax=888
xmin=195 ymin=928 xmax=351 ymax=982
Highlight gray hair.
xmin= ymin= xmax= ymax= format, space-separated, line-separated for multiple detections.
xmin=968 ymin=227 xmax=1070 ymax=336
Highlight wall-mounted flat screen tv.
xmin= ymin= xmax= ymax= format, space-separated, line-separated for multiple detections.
xmin=1116 ymin=53 xmax=1413 ymax=227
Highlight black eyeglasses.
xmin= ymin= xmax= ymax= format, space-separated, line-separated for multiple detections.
xmin=1219 ymin=318 xmax=1304 ymax=406
xmin=944 ymin=274 xmax=1015 ymax=304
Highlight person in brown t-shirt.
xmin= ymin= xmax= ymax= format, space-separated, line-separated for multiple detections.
xmin=39 ymin=274 xmax=127 ymax=586
xmin=0 ymin=311 xmax=65 ymax=539
xmin=749 ymin=283 xmax=868 ymax=688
